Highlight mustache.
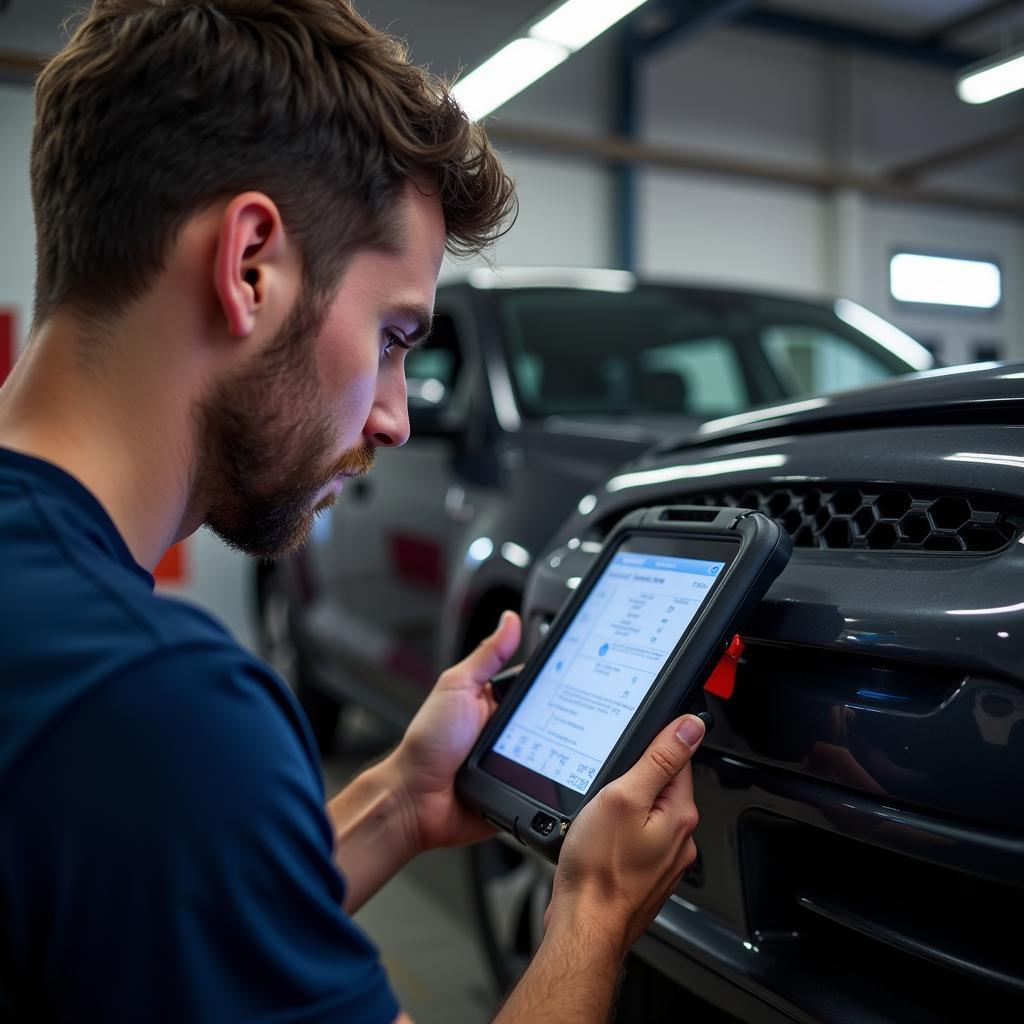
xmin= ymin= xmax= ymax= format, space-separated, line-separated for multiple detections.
xmin=332 ymin=440 xmax=376 ymax=479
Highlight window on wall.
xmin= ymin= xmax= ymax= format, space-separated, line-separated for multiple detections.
xmin=889 ymin=253 xmax=1001 ymax=309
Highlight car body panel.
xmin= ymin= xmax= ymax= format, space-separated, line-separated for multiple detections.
xmin=522 ymin=364 xmax=1024 ymax=1020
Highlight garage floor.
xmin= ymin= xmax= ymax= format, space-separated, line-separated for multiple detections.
xmin=322 ymin=709 xmax=501 ymax=1024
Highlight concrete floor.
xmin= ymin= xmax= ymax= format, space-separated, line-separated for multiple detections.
xmin=322 ymin=709 xmax=502 ymax=1024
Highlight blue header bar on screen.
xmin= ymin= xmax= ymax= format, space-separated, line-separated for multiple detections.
xmin=613 ymin=552 xmax=725 ymax=577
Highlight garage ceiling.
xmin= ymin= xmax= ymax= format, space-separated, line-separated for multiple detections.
xmin=2 ymin=1 xmax=1023 ymax=60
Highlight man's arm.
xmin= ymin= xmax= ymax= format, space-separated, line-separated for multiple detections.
xmin=327 ymin=612 xmax=521 ymax=913
xmin=377 ymin=711 xmax=703 ymax=1024
xmin=325 ymin=749 xmax=420 ymax=914
xmin=326 ymin=611 xmax=703 ymax=1024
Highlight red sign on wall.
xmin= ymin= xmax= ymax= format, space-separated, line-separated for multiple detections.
xmin=0 ymin=310 xmax=14 ymax=386
xmin=154 ymin=541 xmax=189 ymax=585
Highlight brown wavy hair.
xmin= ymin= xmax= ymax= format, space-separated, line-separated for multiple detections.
xmin=31 ymin=0 xmax=516 ymax=324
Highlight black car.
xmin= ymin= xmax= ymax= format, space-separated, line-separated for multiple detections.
xmin=256 ymin=268 xmax=932 ymax=749
xmin=508 ymin=362 xmax=1024 ymax=1021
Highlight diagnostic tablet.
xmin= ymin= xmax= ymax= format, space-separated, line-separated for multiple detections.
xmin=455 ymin=506 xmax=791 ymax=860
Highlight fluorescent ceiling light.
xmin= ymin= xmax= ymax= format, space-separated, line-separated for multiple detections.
xmin=454 ymin=0 xmax=651 ymax=120
xmin=957 ymin=49 xmax=1024 ymax=104
xmin=530 ymin=0 xmax=649 ymax=52
xmin=888 ymin=253 xmax=1001 ymax=310
xmin=452 ymin=38 xmax=568 ymax=122
xmin=834 ymin=298 xmax=934 ymax=370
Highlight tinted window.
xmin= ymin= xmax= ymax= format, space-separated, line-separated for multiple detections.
xmin=639 ymin=337 xmax=748 ymax=415
xmin=496 ymin=287 xmax=920 ymax=419
xmin=761 ymin=325 xmax=893 ymax=396
xmin=407 ymin=312 xmax=462 ymax=407
xmin=500 ymin=290 xmax=752 ymax=418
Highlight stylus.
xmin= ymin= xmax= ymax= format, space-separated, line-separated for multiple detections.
xmin=490 ymin=664 xmax=524 ymax=704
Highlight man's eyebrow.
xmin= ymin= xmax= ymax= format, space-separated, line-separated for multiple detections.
xmin=387 ymin=304 xmax=434 ymax=347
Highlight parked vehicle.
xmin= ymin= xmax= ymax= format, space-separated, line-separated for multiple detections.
xmin=502 ymin=362 xmax=1024 ymax=1021
xmin=253 ymin=267 xmax=955 ymax=1016
xmin=256 ymin=267 xmax=933 ymax=749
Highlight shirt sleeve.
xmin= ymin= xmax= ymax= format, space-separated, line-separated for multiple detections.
xmin=1 ymin=644 xmax=401 ymax=1024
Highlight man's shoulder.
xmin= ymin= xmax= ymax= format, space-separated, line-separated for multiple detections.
xmin=0 ymin=496 xmax=314 ymax=788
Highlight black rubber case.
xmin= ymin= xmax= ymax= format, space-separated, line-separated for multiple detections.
xmin=455 ymin=506 xmax=792 ymax=862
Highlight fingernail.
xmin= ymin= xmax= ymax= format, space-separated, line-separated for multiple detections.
xmin=498 ymin=610 xmax=510 ymax=629
xmin=675 ymin=716 xmax=705 ymax=749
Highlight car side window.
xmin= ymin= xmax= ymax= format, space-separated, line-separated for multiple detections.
xmin=638 ymin=336 xmax=749 ymax=416
xmin=761 ymin=325 xmax=893 ymax=396
xmin=406 ymin=312 xmax=463 ymax=408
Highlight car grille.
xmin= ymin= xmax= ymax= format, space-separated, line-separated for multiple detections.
xmin=670 ymin=486 xmax=1021 ymax=552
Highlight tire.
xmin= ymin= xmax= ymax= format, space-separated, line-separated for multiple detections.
xmin=257 ymin=566 xmax=342 ymax=756
xmin=467 ymin=834 xmax=554 ymax=992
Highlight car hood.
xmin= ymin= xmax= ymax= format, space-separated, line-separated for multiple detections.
xmin=536 ymin=412 xmax=704 ymax=445
xmin=654 ymin=361 xmax=1024 ymax=455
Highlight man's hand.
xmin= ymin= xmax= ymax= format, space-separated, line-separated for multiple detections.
xmin=494 ymin=715 xmax=704 ymax=1023
xmin=390 ymin=610 xmax=522 ymax=855
xmin=547 ymin=713 xmax=704 ymax=952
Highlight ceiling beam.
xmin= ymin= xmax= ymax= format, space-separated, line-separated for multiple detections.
xmin=0 ymin=48 xmax=45 ymax=86
xmin=923 ymin=0 xmax=1023 ymax=46
xmin=487 ymin=121 xmax=1024 ymax=217
xmin=735 ymin=9 xmax=981 ymax=70
xmin=886 ymin=125 xmax=1024 ymax=181
xmin=629 ymin=0 xmax=754 ymax=55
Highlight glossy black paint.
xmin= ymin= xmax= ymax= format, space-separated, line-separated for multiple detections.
xmin=527 ymin=364 xmax=1024 ymax=1021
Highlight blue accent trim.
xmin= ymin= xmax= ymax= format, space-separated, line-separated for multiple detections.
xmin=856 ymin=688 xmax=912 ymax=703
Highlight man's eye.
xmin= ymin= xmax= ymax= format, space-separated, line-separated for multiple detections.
xmin=382 ymin=330 xmax=409 ymax=360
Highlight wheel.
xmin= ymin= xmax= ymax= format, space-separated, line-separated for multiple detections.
xmin=467 ymin=834 xmax=554 ymax=991
xmin=257 ymin=566 xmax=342 ymax=755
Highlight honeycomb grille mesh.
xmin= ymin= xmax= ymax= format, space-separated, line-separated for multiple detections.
xmin=676 ymin=486 xmax=1020 ymax=553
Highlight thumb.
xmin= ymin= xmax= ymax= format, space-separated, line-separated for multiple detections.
xmin=452 ymin=610 xmax=522 ymax=685
xmin=622 ymin=714 xmax=704 ymax=806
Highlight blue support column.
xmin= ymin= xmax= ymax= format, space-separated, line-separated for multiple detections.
xmin=611 ymin=1 xmax=756 ymax=272
xmin=613 ymin=31 xmax=640 ymax=273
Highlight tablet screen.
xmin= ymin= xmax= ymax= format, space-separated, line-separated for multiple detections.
xmin=488 ymin=544 xmax=727 ymax=796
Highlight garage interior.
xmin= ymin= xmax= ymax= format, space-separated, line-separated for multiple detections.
xmin=1 ymin=2 xmax=1022 ymax=1022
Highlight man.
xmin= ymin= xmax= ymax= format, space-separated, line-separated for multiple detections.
xmin=0 ymin=2 xmax=705 ymax=1021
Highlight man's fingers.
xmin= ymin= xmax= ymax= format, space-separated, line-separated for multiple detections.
xmin=621 ymin=714 xmax=705 ymax=807
xmin=449 ymin=610 xmax=521 ymax=686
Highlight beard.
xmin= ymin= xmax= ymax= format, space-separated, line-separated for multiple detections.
xmin=194 ymin=292 xmax=375 ymax=560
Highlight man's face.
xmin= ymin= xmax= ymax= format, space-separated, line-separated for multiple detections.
xmin=196 ymin=181 xmax=446 ymax=559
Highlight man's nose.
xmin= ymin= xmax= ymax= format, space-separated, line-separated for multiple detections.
xmin=366 ymin=381 xmax=411 ymax=449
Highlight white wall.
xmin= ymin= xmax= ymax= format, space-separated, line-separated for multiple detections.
xmin=0 ymin=85 xmax=36 ymax=353
xmin=635 ymin=25 xmax=1024 ymax=363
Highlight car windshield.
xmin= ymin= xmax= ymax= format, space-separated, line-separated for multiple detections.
xmin=496 ymin=286 xmax=927 ymax=419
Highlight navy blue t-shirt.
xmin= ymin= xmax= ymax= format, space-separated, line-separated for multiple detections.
xmin=0 ymin=448 xmax=400 ymax=1023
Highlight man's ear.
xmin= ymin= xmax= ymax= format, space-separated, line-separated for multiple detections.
xmin=213 ymin=192 xmax=290 ymax=339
